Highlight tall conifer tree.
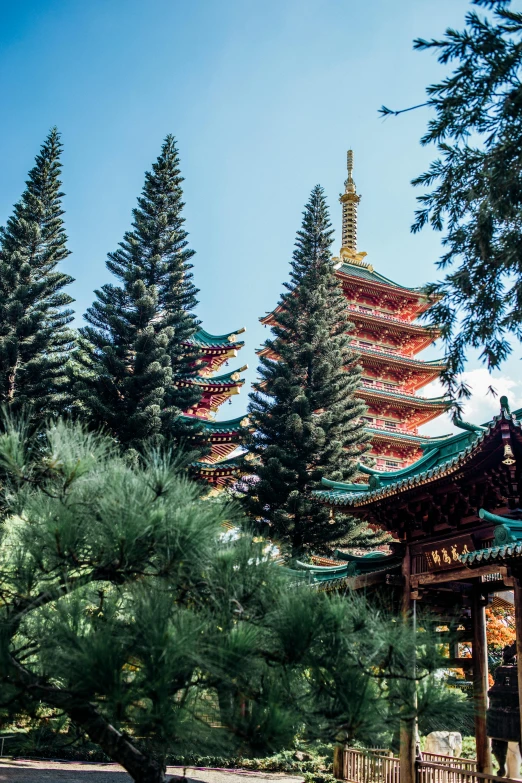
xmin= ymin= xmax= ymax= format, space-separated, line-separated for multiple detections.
xmin=74 ymin=136 xmax=202 ymax=451
xmin=0 ymin=128 xmax=74 ymax=417
xmin=244 ymin=186 xmax=382 ymax=558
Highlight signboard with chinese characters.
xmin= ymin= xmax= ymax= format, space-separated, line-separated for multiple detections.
xmin=423 ymin=535 xmax=475 ymax=571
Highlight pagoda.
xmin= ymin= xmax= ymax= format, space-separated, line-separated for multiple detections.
xmin=177 ymin=327 xmax=249 ymax=486
xmin=261 ymin=151 xmax=449 ymax=471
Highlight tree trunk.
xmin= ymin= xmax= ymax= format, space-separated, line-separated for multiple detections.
xmin=9 ymin=655 xmax=166 ymax=782
xmin=68 ymin=703 xmax=166 ymax=783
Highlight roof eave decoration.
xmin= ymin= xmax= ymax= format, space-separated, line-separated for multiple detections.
xmin=186 ymin=327 xmax=246 ymax=350
xmin=461 ymin=508 xmax=522 ymax=567
xmin=315 ymin=401 xmax=521 ymax=509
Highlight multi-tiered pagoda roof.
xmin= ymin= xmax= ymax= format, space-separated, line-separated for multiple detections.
xmin=179 ymin=327 xmax=249 ymax=486
xmin=261 ymin=151 xmax=450 ymax=471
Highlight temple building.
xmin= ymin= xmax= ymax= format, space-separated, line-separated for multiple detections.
xmin=177 ymin=327 xmax=249 ymax=486
xmin=261 ymin=151 xmax=450 ymax=472
xmin=303 ymin=397 xmax=522 ymax=781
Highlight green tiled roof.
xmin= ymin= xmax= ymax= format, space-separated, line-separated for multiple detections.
xmin=193 ymin=456 xmax=243 ymax=473
xmin=460 ymin=543 xmax=522 ymax=567
xmin=360 ymin=387 xmax=450 ymax=407
xmin=367 ymin=427 xmax=451 ymax=444
xmin=187 ymin=327 xmax=245 ymax=348
xmin=190 ymin=368 xmax=247 ymax=387
xmin=289 ymin=551 xmax=402 ymax=586
xmin=338 ymin=262 xmax=428 ymax=295
xmin=180 ymin=415 xmax=248 ymax=434
xmin=315 ymin=401 xmax=519 ymax=508
xmin=358 ymin=345 xmax=446 ymax=370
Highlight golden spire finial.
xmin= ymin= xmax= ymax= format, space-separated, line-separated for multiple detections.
xmin=337 ymin=150 xmax=371 ymax=269
xmin=346 ymin=150 xmax=355 ymax=192
xmin=340 ymin=149 xmax=360 ymax=252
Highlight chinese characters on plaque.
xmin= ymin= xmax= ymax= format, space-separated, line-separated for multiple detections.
xmin=423 ymin=535 xmax=475 ymax=571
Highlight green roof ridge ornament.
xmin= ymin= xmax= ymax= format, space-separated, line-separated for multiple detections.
xmin=478 ymin=508 xmax=522 ymax=545
xmin=368 ymin=474 xmax=382 ymax=489
xmin=454 ymin=419 xmax=486 ymax=433
xmin=500 ymin=395 xmax=510 ymax=414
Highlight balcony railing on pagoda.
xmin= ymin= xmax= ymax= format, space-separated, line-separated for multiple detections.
xmin=346 ymin=302 xmax=422 ymax=325
xmin=363 ymin=420 xmax=418 ymax=436
xmin=354 ymin=340 xmax=418 ymax=358
xmin=361 ymin=379 xmax=415 ymax=396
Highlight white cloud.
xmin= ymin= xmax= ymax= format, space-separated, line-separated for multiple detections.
xmin=419 ymin=369 xmax=522 ymax=438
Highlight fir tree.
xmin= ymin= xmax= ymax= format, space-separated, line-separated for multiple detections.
xmin=388 ymin=0 xmax=522 ymax=403
xmin=0 ymin=128 xmax=75 ymax=417
xmin=244 ymin=186 xmax=382 ymax=558
xmin=74 ymin=136 xmax=203 ymax=452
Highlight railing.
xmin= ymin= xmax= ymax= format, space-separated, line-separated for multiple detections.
xmin=417 ymin=761 xmax=516 ymax=783
xmin=420 ymin=754 xmax=477 ymax=770
xmin=361 ymin=380 xmax=414 ymax=396
xmin=0 ymin=734 xmax=19 ymax=757
xmin=412 ymin=553 xmax=429 ymax=575
xmin=342 ymin=748 xmax=400 ymax=783
xmin=346 ymin=304 xmax=422 ymax=328
xmin=338 ymin=749 xmax=514 ymax=783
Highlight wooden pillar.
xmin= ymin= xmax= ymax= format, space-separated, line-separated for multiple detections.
xmin=513 ymin=577 xmax=522 ymax=751
xmin=333 ymin=745 xmax=344 ymax=780
xmin=472 ymin=581 xmax=492 ymax=774
xmin=400 ymin=546 xmax=416 ymax=783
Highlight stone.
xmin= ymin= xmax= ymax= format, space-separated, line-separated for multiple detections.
xmin=293 ymin=751 xmax=313 ymax=762
xmin=424 ymin=731 xmax=463 ymax=758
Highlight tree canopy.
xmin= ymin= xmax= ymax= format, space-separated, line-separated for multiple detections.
xmin=74 ymin=136 xmax=204 ymax=453
xmin=407 ymin=0 xmax=522 ymax=401
xmin=0 ymin=128 xmax=75 ymax=417
xmin=243 ymin=186 xmax=384 ymax=558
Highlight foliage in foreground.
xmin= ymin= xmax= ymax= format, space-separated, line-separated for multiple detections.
xmin=243 ymin=185 xmax=385 ymax=558
xmin=0 ymin=419 xmax=461 ymax=781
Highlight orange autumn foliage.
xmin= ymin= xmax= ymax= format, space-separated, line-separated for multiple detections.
xmin=450 ymin=605 xmax=515 ymax=687
xmin=486 ymin=605 xmax=515 ymax=650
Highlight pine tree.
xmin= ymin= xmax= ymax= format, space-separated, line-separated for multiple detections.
xmin=0 ymin=418 xmax=418 ymax=782
xmin=74 ymin=136 xmax=203 ymax=452
xmin=0 ymin=128 xmax=75 ymax=417
xmin=390 ymin=0 xmax=522 ymax=403
xmin=243 ymin=186 xmax=382 ymax=558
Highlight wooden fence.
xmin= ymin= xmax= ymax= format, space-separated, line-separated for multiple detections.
xmin=338 ymin=747 xmax=518 ymax=783
xmin=417 ymin=761 xmax=517 ymax=783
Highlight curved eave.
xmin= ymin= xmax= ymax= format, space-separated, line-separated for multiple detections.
xmin=193 ymin=458 xmax=242 ymax=476
xmin=461 ymin=543 xmax=522 ymax=567
xmin=180 ymin=414 xmax=250 ymax=436
xmin=358 ymin=347 xmax=446 ymax=373
xmin=179 ymin=366 xmax=248 ymax=391
xmin=366 ymin=427 xmax=448 ymax=445
xmin=349 ymin=310 xmax=441 ymax=339
xmin=358 ymin=388 xmax=450 ymax=409
xmin=315 ymin=417 xmax=513 ymax=508
xmin=185 ymin=327 xmax=246 ymax=351
xmin=336 ymin=265 xmax=431 ymax=299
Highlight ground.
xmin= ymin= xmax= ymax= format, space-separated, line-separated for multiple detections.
xmin=0 ymin=761 xmax=304 ymax=783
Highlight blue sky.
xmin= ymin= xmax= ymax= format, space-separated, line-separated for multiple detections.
xmin=1 ymin=0 xmax=519 ymax=432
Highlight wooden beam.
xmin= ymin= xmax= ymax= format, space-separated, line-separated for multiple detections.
xmin=351 ymin=570 xmax=389 ymax=590
xmin=400 ymin=547 xmax=416 ymax=783
xmin=513 ymin=578 xmax=522 ymax=751
xmin=472 ymin=583 xmax=493 ymax=774
xmin=411 ymin=564 xmax=507 ymax=587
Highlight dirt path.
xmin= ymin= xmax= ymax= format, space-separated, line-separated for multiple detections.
xmin=0 ymin=760 xmax=304 ymax=783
